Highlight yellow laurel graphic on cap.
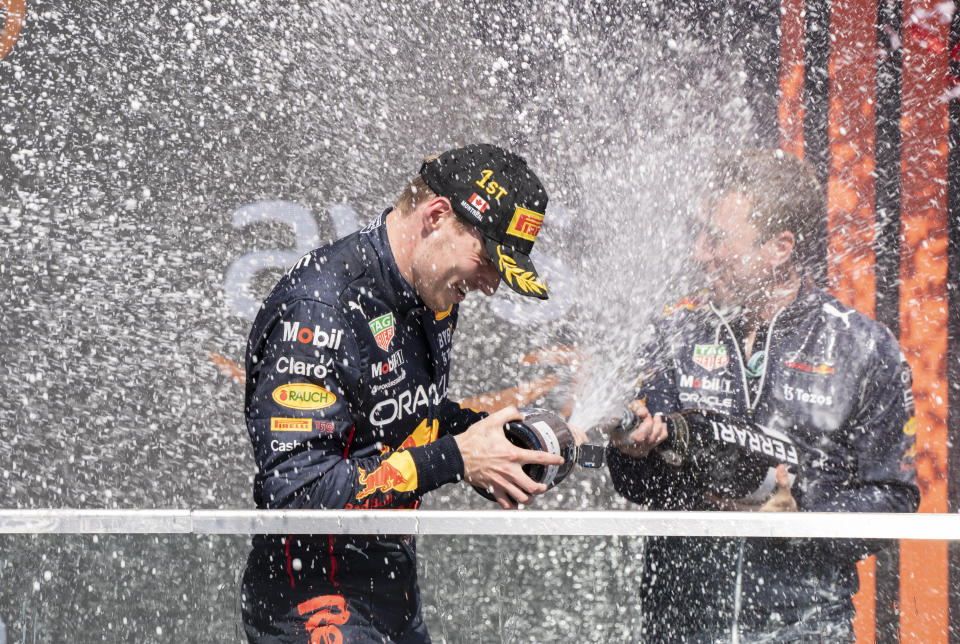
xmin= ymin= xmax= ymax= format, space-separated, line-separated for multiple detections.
xmin=496 ymin=246 xmax=546 ymax=295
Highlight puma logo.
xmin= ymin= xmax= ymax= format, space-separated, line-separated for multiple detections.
xmin=823 ymin=303 xmax=854 ymax=328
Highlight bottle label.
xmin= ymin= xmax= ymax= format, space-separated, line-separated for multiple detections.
xmin=531 ymin=420 xmax=561 ymax=486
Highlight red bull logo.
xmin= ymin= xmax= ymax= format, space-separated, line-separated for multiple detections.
xmin=356 ymin=452 xmax=417 ymax=500
xmin=379 ymin=419 xmax=440 ymax=457
xmin=398 ymin=418 xmax=438 ymax=450
xmin=356 ymin=462 xmax=407 ymax=500
xmin=664 ymin=290 xmax=708 ymax=315
xmin=785 ymin=360 xmax=835 ymax=375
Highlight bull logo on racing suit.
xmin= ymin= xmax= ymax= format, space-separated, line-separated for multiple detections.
xmin=297 ymin=594 xmax=350 ymax=644
xmin=356 ymin=451 xmax=418 ymax=500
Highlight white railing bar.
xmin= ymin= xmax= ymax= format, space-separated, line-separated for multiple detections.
xmin=0 ymin=510 xmax=957 ymax=540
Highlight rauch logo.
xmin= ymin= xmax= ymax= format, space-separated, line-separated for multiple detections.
xmin=272 ymin=383 xmax=337 ymax=410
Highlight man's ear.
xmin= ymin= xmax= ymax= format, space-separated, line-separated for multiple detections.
xmin=768 ymin=230 xmax=795 ymax=268
xmin=418 ymin=196 xmax=453 ymax=233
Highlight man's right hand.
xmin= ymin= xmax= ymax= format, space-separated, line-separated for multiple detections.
xmin=454 ymin=405 xmax=565 ymax=510
xmin=610 ymin=400 xmax=669 ymax=459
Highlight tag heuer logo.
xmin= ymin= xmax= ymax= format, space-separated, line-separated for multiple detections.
xmin=368 ymin=312 xmax=395 ymax=351
xmin=693 ymin=344 xmax=729 ymax=371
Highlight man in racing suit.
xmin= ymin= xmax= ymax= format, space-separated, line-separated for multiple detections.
xmin=242 ymin=144 xmax=563 ymax=643
xmin=607 ymin=149 xmax=919 ymax=642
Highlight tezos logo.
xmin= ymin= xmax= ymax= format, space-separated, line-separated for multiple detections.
xmin=782 ymin=384 xmax=833 ymax=407
xmin=272 ymin=383 xmax=337 ymax=410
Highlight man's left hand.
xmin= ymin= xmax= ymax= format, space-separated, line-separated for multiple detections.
xmin=706 ymin=464 xmax=798 ymax=512
xmin=758 ymin=464 xmax=798 ymax=512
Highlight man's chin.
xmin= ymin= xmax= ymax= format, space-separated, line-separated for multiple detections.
xmin=426 ymin=292 xmax=458 ymax=314
xmin=708 ymin=284 xmax=744 ymax=309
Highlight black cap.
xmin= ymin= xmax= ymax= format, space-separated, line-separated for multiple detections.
xmin=419 ymin=143 xmax=549 ymax=299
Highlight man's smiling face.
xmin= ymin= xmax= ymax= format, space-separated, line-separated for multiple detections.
xmin=410 ymin=209 xmax=501 ymax=312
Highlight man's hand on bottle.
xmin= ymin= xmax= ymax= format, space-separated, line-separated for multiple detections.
xmin=454 ymin=405 xmax=565 ymax=510
xmin=610 ymin=400 xmax=669 ymax=459
xmin=706 ymin=465 xmax=798 ymax=512
xmin=758 ymin=464 xmax=798 ymax=512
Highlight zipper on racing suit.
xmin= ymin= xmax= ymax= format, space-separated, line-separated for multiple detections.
xmin=709 ymin=303 xmax=786 ymax=643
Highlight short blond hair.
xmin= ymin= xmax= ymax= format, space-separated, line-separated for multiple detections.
xmin=394 ymin=153 xmax=441 ymax=215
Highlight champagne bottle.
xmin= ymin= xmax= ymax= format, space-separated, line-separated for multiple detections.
xmin=598 ymin=407 xmax=801 ymax=499
xmin=473 ymin=407 xmax=602 ymax=502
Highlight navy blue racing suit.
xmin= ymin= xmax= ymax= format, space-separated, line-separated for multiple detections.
xmin=606 ymin=280 xmax=919 ymax=643
xmin=241 ymin=211 xmax=484 ymax=643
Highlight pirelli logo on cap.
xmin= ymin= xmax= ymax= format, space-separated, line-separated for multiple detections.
xmin=271 ymin=417 xmax=313 ymax=432
xmin=506 ymin=207 xmax=544 ymax=242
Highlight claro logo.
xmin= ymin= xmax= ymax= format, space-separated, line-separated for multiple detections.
xmin=272 ymin=383 xmax=337 ymax=410
xmin=1 ymin=0 xmax=25 ymax=60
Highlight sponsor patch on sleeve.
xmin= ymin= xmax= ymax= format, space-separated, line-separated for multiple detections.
xmin=272 ymin=383 xmax=337 ymax=410
xmin=356 ymin=451 xmax=418 ymax=500
xmin=271 ymin=417 xmax=313 ymax=432
xmin=368 ymin=312 xmax=396 ymax=351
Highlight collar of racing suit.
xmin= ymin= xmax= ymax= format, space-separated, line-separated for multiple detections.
xmin=708 ymin=271 xmax=820 ymax=331
xmin=363 ymin=208 xmax=431 ymax=321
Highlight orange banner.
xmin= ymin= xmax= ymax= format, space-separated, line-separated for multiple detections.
xmin=778 ymin=0 xmax=805 ymax=157
xmin=897 ymin=0 xmax=951 ymax=641
xmin=826 ymin=0 xmax=877 ymax=315
xmin=0 ymin=0 xmax=25 ymax=60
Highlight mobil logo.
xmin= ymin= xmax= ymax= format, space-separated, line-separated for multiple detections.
xmin=281 ymin=320 xmax=343 ymax=350
xmin=371 ymin=350 xmax=405 ymax=377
